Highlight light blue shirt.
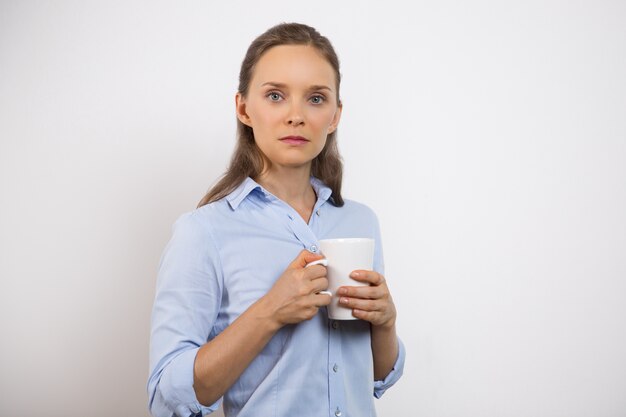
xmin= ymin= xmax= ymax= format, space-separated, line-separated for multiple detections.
xmin=148 ymin=177 xmax=405 ymax=417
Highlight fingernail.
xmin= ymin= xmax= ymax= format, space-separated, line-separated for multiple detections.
xmin=340 ymin=297 xmax=348 ymax=304
xmin=338 ymin=288 xmax=346 ymax=295
xmin=351 ymin=272 xmax=360 ymax=278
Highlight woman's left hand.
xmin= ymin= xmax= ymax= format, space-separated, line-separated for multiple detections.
xmin=337 ymin=271 xmax=396 ymax=328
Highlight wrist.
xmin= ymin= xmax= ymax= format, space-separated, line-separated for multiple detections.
xmin=373 ymin=316 xmax=396 ymax=332
xmin=252 ymin=295 xmax=283 ymax=333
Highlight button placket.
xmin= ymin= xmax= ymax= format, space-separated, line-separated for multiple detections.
xmin=277 ymin=202 xmax=320 ymax=254
xmin=328 ymin=318 xmax=345 ymax=417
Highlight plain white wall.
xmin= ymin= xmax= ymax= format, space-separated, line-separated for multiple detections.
xmin=1 ymin=1 xmax=625 ymax=416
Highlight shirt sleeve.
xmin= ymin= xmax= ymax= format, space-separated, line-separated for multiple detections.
xmin=147 ymin=212 xmax=224 ymax=417
xmin=368 ymin=207 xmax=406 ymax=399
xmin=373 ymin=336 xmax=406 ymax=398
xmin=370 ymin=208 xmax=385 ymax=276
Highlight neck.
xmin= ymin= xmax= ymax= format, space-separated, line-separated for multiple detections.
xmin=255 ymin=165 xmax=314 ymax=205
xmin=254 ymin=164 xmax=319 ymax=222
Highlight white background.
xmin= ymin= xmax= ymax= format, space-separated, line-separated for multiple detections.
xmin=1 ymin=1 xmax=625 ymax=416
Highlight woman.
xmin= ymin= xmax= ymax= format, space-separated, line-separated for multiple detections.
xmin=148 ymin=22 xmax=405 ymax=417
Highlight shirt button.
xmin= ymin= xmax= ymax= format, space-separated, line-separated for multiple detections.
xmin=310 ymin=245 xmax=318 ymax=252
xmin=333 ymin=363 xmax=338 ymax=372
xmin=332 ymin=321 xmax=339 ymax=329
xmin=335 ymin=408 xmax=342 ymax=417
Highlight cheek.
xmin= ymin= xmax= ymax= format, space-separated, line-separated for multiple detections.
xmin=248 ymin=102 xmax=278 ymax=129
xmin=310 ymin=109 xmax=337 ymax=129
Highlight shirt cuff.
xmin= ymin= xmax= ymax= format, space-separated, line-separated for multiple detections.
xmin=373 ymin=337 xmax=406 ymax=399
xmin=158 ymin=348 xmax=221 ymax=416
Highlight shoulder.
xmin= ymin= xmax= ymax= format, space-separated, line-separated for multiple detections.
xmin=170 ymin=199 xmax=232 ymax=242
xmin=182 ymin=198 xmax=233 ymax=223
xmin=324 ymin=198 xmax=381 ymax=237
xmin=331 ymin=198 xmax=379 ymax=220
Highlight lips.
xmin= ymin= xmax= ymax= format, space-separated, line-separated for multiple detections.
xmin=279 ymin=136 xmax=309 ymax=145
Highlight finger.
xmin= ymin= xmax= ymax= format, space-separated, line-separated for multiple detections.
xmin=338 ymin=285 xmax=384 ymax=299
xmin=303 ymin=264 xmax=328 ymax=280
xmin=303 ymin=292 xmax=331 ymax=308
xmin=351 ymin=308 xmax=379 ymax=323
xmin=305 ymin=258 xmax=328 ymax=268
xmin=309 ymin=277 xmax=329 ymax=293
xmin=312 ymin=292 xmax=332 ymax=307
xmin=290 ymin=249 xmax=324 ymax=269
xmin=349 ymin=270 xmax=385 ymax=285
xmin=339 ymin=296 xmax=382 ymax=312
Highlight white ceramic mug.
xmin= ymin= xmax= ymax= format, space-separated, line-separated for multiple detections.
xmin=306 ymin=238 xmax=375 ymax=320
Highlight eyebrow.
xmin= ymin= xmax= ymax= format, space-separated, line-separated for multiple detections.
xmin=260 ymin=82 xmax=333 ymax=92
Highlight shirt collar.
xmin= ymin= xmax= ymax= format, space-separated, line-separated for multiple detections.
xmin=226 ymin=177 xmax=263 ymax=210
xmin=226 ymin=176 xmax=333 ymax=210
xmin=310 ymin=176 xmax=333 ymax=203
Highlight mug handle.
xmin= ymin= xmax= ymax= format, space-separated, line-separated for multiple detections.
xmin=305 ymin=258 xmax=331 ymax=296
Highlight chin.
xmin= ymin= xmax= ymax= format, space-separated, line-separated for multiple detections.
xmin=275 ymin=158 xmax=314 ymax=169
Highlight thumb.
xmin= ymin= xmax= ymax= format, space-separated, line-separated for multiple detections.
xmin=289 ymin=249 xmax=324 ymax=270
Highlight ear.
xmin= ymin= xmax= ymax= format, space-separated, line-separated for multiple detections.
xmin=235 ymin=92 xmax=252 ymax=127
xmin=327 ymin=101 xmax=343 ymax=134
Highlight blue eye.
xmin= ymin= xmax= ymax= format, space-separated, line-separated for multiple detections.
xmin=310 ymin=95 xmax=325 ymax=104
xmin=268 ymin=92 xmax=282 ymax=101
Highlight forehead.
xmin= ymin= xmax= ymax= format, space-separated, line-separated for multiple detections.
xmin=251 ymin=44 xmax=336 ymax=89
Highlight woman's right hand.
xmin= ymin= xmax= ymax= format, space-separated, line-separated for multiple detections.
xmin=261 ymin=250 xmax=331 ymax=327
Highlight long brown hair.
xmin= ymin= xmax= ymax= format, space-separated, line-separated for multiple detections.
xmin=197 ymin=22 xmax=344 ymax=208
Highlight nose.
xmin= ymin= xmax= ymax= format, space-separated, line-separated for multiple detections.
xmin=286 ymin=102 xmax=304 ymax=126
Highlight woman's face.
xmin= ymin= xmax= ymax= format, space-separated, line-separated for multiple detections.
xmin=236 ymin=44 xmax=342 ymax=171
